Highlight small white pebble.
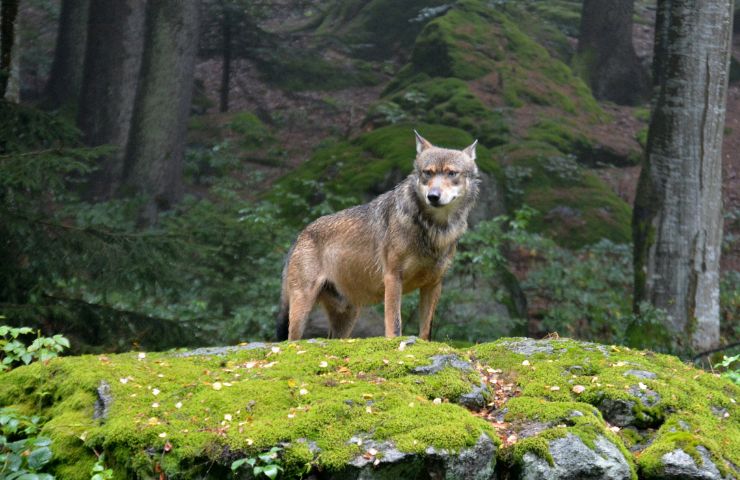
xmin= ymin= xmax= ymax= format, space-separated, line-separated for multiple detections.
xmin=319 ymin=361 xmax=328 ymax=368
xmin=398 ymin=341 xmax=407 ymax=351
xmin=572 ymin=385 xmax=586 ymax=394
xmin=175 ymin=402 xmax=183 ymax=409
xmin=138 ymin=352 xmax=146 ymax=360
xmin=638 ymin=382 xmax=648 ymax=390
xmin=158 ymin=432 xmax=167 ymax=438
xmin=119 ymin=377 xmax=129 ymax=384
xmin=433 ymin=398 xmax=442 ymax=405
xmin=299 ymin=388 xmax=309 ymax=396
xmin=271 ymin=346 xmax=281 ymax=353
xmin=151 ymin=402 xmax=159 ymax=408
xmin=152 ymin=388 xmax=160 ymax=396
xmin=522 ymin=360 xmax=530 ymax=366
xmin=550 ymin=385 xmax=560 ymax=391
xmin=212 ymin=382 xmax=223 ymax=390
xmin=224 ymin=414 xmax=232 ymax=421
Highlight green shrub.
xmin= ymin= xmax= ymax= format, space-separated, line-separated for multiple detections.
xmin=0 ymin=408 xmax=54 ymax=479
xmin=0 ymin=325 xmax=70 ymax=372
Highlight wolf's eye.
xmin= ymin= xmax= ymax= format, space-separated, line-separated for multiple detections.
xmin=447 ymin=170 xmax=459 ymax=178
xmin=422 ymin=169 xmax=434 ymax=177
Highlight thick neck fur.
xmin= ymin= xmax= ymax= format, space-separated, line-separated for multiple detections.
xmin=395 ymin=173 xmax=479 ymax=254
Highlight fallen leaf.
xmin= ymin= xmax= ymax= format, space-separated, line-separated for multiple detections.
xmin=212 ymin=382 xmax=223 ymax=391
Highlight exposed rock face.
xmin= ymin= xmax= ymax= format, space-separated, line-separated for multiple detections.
xmin=331 ymin=433 xmax=497 ymax=480
xmin=655 ymin=446 xmax=728 ymax=480
xmin=521 ymin=434 xmax=632 ymax=480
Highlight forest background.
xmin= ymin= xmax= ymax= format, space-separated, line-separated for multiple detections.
xmin=1 ymin=0 xmax=738 ymax=364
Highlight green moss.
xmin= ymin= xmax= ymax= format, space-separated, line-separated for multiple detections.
xmin=0 ymin=339 xmax=497 ymax=477
xmin=388 ymin=1 xmax=602 ymax=117
xmin=371 ymin=78 xmax=509 ymax=146
xmin=472 ymin=338 xmax=739 ymax=477
xmin=498 ymin=142 xmax=632 ymax=247
xmin=2 ymin=338 xmax=736 ymax=478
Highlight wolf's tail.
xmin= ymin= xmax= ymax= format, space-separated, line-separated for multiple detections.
xmin=276 ymin=293 xmax=289 ymax=341
xmin=275 ymin=244 xmax=294 ymax=341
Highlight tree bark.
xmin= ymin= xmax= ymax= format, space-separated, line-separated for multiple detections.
xmin=77 ymin=0 xmax=147 ymax=201
xmin=219 ymin=1 xmax=232 ymax=113
xmin=633 ymin=0 xmax=731 ymax=352
xmin=0 ymin=0 xmax=19 ymax=98
xmin=44 ymin=0 xmax=90 ymax=110
xmin=576 ymin=0 xmax=650 ymax=105
xmin=123 ymin=0 xmax=200 ymax=223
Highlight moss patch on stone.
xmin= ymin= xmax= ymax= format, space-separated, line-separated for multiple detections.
xmin=499 ymin=141 xmax=632 ymax=247
xmin=1 ymin=338 xmax=737 ymax=478
xmin=388 ymin=0 xmax=601 ymax=116
xmin=369 ymin=78 xmax=510 ymax=146
xmin=471 ymin=338 xmax=740 ymax=477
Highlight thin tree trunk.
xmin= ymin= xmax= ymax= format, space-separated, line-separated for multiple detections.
xmin=77 ymin=0 xmax=147 ymax=201
xmin=0 ymin=0 xmax=19 ymax=98
xmin=576 ymin=0 xmax=649 ymax=105
xmin=3 ymin=8 xmax=18 ymax=102
xmin=123 ymin=0 xmax=200 ymax=224
xmin=633 ymin=0 xmax=732 ymax=352
xmin=44 ymin=0 xmax=90 ymax=110
xmin=219 ymin=4 xmax=231 ymax=113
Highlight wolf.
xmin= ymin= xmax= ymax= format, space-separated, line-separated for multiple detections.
xmin=276 ymin=130 xmax=479 ymax=341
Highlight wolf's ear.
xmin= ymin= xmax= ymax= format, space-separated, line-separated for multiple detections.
xmin=463 ymin=139 xmax=478 ymax=161
xmin=414 ymin=130 xmax=433 ymax=155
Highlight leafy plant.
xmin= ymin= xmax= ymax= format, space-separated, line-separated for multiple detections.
xmin=90 ymin=453 xmax=114 ymax=480
xmin=231 ymin=446 xmax=283 ymax=479
xmin=0 ymin=408 xmax=54 ymax=479
xmin=714 ymin=354 xmax=740 ymax=386
xmin=0 ymin=324 xmax=70 ymax=372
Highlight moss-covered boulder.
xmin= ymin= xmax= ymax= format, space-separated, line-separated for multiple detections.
xmin=1 ymin=338 xmax=737 ymax=479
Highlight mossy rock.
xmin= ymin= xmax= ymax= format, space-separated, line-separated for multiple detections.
xmin=387 ymin=0 xmax=601 ymax=116
xmin=368 ymin=78 xmax=510 ymax=147
xmin=499 ymin=141 xmax=632 ymax=247
xmin=1 ymin=338 xmax=737 ymax=479
xmin=267 ymin=123 xmax=505 ymax=227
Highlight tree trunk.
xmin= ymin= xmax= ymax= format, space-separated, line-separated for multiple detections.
xmin=576 ymin=0 xmax=650 ymax=105
xmin=0 ymin=0 xmax=19 ymax=98
xmin=3 ymin=6 xmax=18 ymax=102
xmin=44 ymin=0 xmax=90 ymax=110
xmin=219 ymin=2 xmax=231 ymax=113
xmin=77 ymin=0 xmax=147 ymax=201
xmin=633 ymin=0 xmax=732 ymax=352
xmin=123 ymin=0 xmax=200 ymax=224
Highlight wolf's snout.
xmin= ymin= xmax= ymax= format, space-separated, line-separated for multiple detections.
xmin=427 ymin=189 xmax=441 ymax=205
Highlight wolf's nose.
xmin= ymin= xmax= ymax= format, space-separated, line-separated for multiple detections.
xmin=427 ymin=191 xmax=441 ymax=204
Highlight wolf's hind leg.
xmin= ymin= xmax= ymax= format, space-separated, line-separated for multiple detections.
xmin=288 ymin=283 xmax=321 ymax=340
xmin=319 ymin=287 xmax=359 ymax=339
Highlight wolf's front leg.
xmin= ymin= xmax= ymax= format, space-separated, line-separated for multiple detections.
xmin=419 ymin=282 xmax=442 ymax=340
xmin=383 ymin=272 xmax=403 ymax=337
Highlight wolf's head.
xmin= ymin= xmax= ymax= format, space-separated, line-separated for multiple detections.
xmin=412 ymin=130 xmax=479 ymax=212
